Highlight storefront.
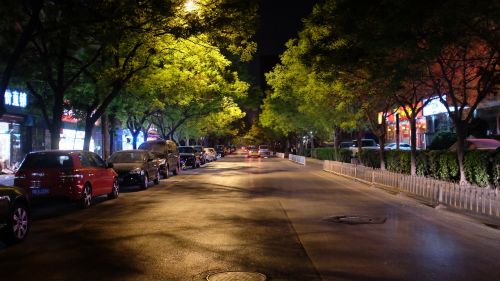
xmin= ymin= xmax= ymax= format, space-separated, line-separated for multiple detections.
xmin=60 ymin=110 xmax=98 ymax=152
xmin=1 ymin=90 xmax=28 ymax=169
xmin=385 ymin=105 xmax=427 ymax=149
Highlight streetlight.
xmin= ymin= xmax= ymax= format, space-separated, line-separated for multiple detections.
xmin=184 ymin=0 xmax=198 ymax=13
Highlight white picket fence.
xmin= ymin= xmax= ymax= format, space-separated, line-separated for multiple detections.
xmin=275 ymin=152 xmax=285 ymax=159
xmin=323 ymin=160 xmax=500 ymax=219
xmin=289 ymin=154 xmax=306 ymax=165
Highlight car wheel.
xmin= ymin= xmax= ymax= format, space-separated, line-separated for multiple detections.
xmin=140 ymin=173 xmax=149 ymax=189
xmin=153 ymin=169 xmax=160 ymax=185
xmin=108 ymin=178 xmax=119 ymax=199
xmin=5 ymin=202 xmax=29 ymax=243
xmin=81 ymin=184 xmax=92 ymax=209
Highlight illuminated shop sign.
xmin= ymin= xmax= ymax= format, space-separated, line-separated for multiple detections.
xmin=4 ymin=90 xmax=28 ymax=108
xmin=422 ymin=96 xmax=456 ymax=116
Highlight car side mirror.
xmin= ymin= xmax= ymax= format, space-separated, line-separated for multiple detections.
xmin=107 ymin=162 xmax=114 ymax=169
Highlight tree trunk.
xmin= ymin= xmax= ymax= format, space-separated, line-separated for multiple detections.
xmin=83 ymin=119 xmax=94 ymax=151
xmin=109 ymin=114 xmax=116 ymax=154
xmin=101 ymin=114 xmax=109 ymax=160
xmin=455 ymin=120 xmax=467 ymax=184
xmin=379 ymin=136 xmax=386 ymax=170
xmin=409 ymin=117 xmax=417 ymax=176
xmin=357 ymin=129 xmax=363 ymax=154
xmin=333 ymin=126 xmax=338 ymax=161
xmin=49 ymin=126 xmax=61 ymax=150
xmin=131 ymin=130 xmax=141 ymax=149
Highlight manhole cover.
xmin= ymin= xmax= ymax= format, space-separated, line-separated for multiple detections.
xmin=325 ymin=215 xmax=387 ymax=224
xmin=484 ymin=223 xmax=500 ymax=230
xmin=207 ymin=271 xmax=267 ymax=281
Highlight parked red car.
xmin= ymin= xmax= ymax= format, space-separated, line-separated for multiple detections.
xmin=14 ymin=150 xmax=119 ymax=208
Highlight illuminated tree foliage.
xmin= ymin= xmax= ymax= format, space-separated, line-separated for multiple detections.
xmin=285 ymin=0 xmax=498 ymax=180
xmin=1 ymin=0 xmax=257 ymax=149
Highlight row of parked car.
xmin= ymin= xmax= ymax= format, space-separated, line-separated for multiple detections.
xmin=339 ymin=139 xmax=412 ymax=156
xmin=0 ymin=139 xmax=231 ymax=244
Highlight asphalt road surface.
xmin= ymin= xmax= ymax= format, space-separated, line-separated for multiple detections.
xmin=1 ymin=153 xmax=500 ymax=281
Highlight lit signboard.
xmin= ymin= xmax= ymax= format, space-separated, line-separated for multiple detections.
xmin=4 ymin=90 xmax=28 ymax=108
xmin=422 ymin=96 xmax=455 ymax=116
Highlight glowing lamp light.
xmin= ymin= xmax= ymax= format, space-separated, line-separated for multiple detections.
xmin=184 ymin=0 xmax=198 ymax=12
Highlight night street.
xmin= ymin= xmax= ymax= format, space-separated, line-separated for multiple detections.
xmin=1 ymin=153 xmax=500 ymax=281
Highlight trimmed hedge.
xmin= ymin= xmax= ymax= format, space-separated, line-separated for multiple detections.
xmin=310 ymin=147 xmax=352 ymax=162
xmin=359 ymin=149 xmax=380 ymax=168
xmin=311 ymin=147 xmax=500 ymax=187
xmin=464 ymin=150 xmax=489 ymax=187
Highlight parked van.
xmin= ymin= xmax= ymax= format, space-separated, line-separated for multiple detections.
xmin=138 ymin=140 xmax=180 ymax=178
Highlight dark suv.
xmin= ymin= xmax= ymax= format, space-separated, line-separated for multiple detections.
xmin=178 ymin=146 xmax=201 ymax=169
xmin=138 ymin=140 xmax=180 ymax=178
xmin=108 ymin=150 xmax=161 ymax=189
xmin=215 ymin=145 xmax=225 ymax=157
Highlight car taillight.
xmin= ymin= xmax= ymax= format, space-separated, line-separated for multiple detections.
xmin=59 ymin=171 xmax=84 ymax=179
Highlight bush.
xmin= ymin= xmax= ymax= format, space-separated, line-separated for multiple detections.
xmin=349 ymin=147 xmax=498 ymax=187
xmin=398 ymin=151 xmax=411 ymax=174
xmin=359 ymin=149 xmax=380 ymax=168
xmin=385 ymin=150 xmax=411 ymax=174
xmin=428 ymin=131 xmax=457 ymax=150
xmin=313 ymin=147 xmax=335 ymax=160
xmin=437 ymin=152 xmax=459 ymax=181
xmin=310 ymin=147 xmax=352 ymax=163
xmin=464 ymin=150 xmax=490 ymax=187
xmin=416 ymin=151 xmax=429 ymax=176
xmin=338 ymin=149 xmax=352 ymax=163
xmin=385 ymin=150 xmax=398 ymax=172
xmin=300 ymin=148 xmax=311 ymax=157
xmin=427 ymin=150 xmax=444 ymax=178
xmin=490 ymin=151 xmax=500 ymax=188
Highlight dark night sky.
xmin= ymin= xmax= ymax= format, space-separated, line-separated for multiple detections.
xmin=251 ymin=0 xmax=318 ymax=89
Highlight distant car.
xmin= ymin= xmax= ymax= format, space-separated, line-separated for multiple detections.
xmin=247 ymin=146 xmax=259 ymax=158
xmin=258 ymin=145 xmax=271 ymax=158
xmin=14 ymin=150 xmax=118 ymax=208
xmin=138 ymin=140 xmax=180 ymax=178
xmin=192 ymin=145 xmax=206 ymax=165
xmin=108 ymin=150 xmax=160 ymax=189
xmin=178 ymin=146 xmax=201 ymax=169
xmin=0 ymin=185 xmax=30 ymax=243
xmin=385 ymin=143 xmax=411 ymax=150
xmin=215 ymin=145 xmax=225 ymax=157
xmin=349 ymin=139 xmax=379 ymax=156
xmin=203 ymin=148 xmax=217 ymax=162
xmin=339 ymin=141 xmax=353 ymax=149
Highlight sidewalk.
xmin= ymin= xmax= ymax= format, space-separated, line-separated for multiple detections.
xmin=302 ymin=156 xmax=500 ymax=226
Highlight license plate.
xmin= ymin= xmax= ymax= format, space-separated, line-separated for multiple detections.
xmin=31 ymin=188 xmax=50 ymax=196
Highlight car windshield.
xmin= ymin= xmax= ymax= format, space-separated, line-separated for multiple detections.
xmin=138 ymin=142 xmax=165 ymax=154
xmin=179 ymin=147 xmax=194 ymax=153
xmin=193 ymin=146 xmax=203 ymax=152
xmin=110 ymin=152 xmax=145 ymax=163
xmin=21 ymin=152 xmax=73 ymax=169
xmin=340 ymin=142 xmax=352 ymax=148
xmin=259 ymin=145 xmax=268 ymax=149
